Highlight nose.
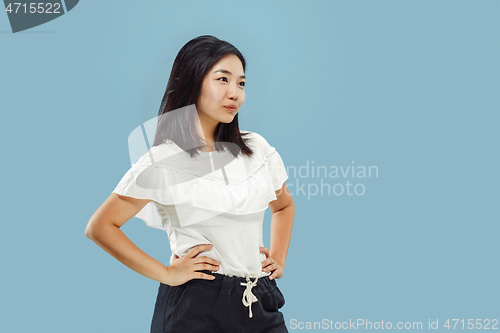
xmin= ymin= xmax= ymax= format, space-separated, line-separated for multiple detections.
xmin=226 ymin=82 xmax=239 ymax=100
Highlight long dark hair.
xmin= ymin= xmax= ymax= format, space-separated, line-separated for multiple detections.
xmin=152 ymin=35 xmax=253 ymax=158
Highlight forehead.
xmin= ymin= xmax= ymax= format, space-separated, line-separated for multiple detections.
xmin=209 ymin=54 xmax=244 ymax=75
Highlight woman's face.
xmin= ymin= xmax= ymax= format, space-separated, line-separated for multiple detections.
xmin=196 ymin=54 xmax=246 ymax=125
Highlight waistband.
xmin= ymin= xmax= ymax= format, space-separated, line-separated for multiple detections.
xmin=187 ymin=270 xmax=277 ymax=318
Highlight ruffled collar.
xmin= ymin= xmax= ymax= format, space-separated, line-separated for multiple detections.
xmin=113 ymin=130 xmax=288 ymax=228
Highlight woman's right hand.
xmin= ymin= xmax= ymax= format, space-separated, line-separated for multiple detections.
xmin=163 ymin=244 xmax=220 ymax=286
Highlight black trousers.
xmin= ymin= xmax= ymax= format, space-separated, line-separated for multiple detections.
xmin=150 ymin=270 xmax=288 ymax=333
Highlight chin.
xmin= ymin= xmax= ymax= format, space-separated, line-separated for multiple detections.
xmin=217 ymin=114 xmax=237 ymax=124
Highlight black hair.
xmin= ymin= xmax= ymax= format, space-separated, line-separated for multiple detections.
xmin=152 ymin=35 xmax=253 ymax=158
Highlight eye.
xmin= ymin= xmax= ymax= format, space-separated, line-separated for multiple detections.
xmin=217 ymin=77 xmax=228 ymax=82
xmin=239 ymin=81 xmax=245 ymax=87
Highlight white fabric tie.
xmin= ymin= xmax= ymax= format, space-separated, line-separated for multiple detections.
xmin=240 ymin=275 xmax=259 ymax=318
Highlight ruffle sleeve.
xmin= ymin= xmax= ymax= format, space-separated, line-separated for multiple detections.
xmin=246 ymin=131 xmax=289 ymax=195
xmin=111 ymin=162 xmax=171 ymax=231
xmin=110 ymin=142 xmax=188 ymax=231
xmin=264 ymin=148 xmax=289 ymax=197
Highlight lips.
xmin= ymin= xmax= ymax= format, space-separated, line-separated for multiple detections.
xmin=224 ymin=106 xmax=236 ymax=112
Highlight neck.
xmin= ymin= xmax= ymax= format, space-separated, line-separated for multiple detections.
xmin=196 ymin=110 xmax=218 ymax=146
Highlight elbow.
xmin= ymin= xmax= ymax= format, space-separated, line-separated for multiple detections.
xmin=279 ymin=201 xmax=295 ymax=216
xmin=281 ymin=197 xmax=295 ymax=212
xmin=85 ymin=218 xmax=117 ymax=240
xmin=85 ymin=219 xmax=97 ymax=239
xmin=85 ymin=226 xmax=94 ymax=239
xmin=284 ymin=202 xmax=295 ymax=214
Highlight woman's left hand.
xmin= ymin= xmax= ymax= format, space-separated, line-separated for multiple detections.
xmin=260 ymin=247 xmax=284 ymax=280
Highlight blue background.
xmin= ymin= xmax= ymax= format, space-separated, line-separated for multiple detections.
xmin=1 ymin=0 xmax=499 ymax=332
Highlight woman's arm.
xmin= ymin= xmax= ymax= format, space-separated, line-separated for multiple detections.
xmin=267 ymin=183 xmax=295 ymax=276
xmin=85 ymin=193 xmax=171 ymax=284
xmin=85 ymin=193 xmax=219 ymax=286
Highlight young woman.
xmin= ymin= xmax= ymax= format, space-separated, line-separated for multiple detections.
xmin=85 ymin=35 xmax=295 ymax=333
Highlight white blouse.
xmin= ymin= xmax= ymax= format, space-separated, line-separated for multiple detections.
xmin=111 ymin=130 xmax=288 ymax=279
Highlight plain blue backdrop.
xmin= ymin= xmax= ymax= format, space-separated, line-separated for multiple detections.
xmin=1 ymin=1 xmax=499 ymax=332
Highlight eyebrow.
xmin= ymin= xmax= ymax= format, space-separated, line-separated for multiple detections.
xmin=214 ymin=69 xmax=245 ymax=80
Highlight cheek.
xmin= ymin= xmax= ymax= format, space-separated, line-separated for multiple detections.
xmin=205 ymin=83 xmax=223 ymax=101
xmin=199 ymin=83 xmax=219 ymax=105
